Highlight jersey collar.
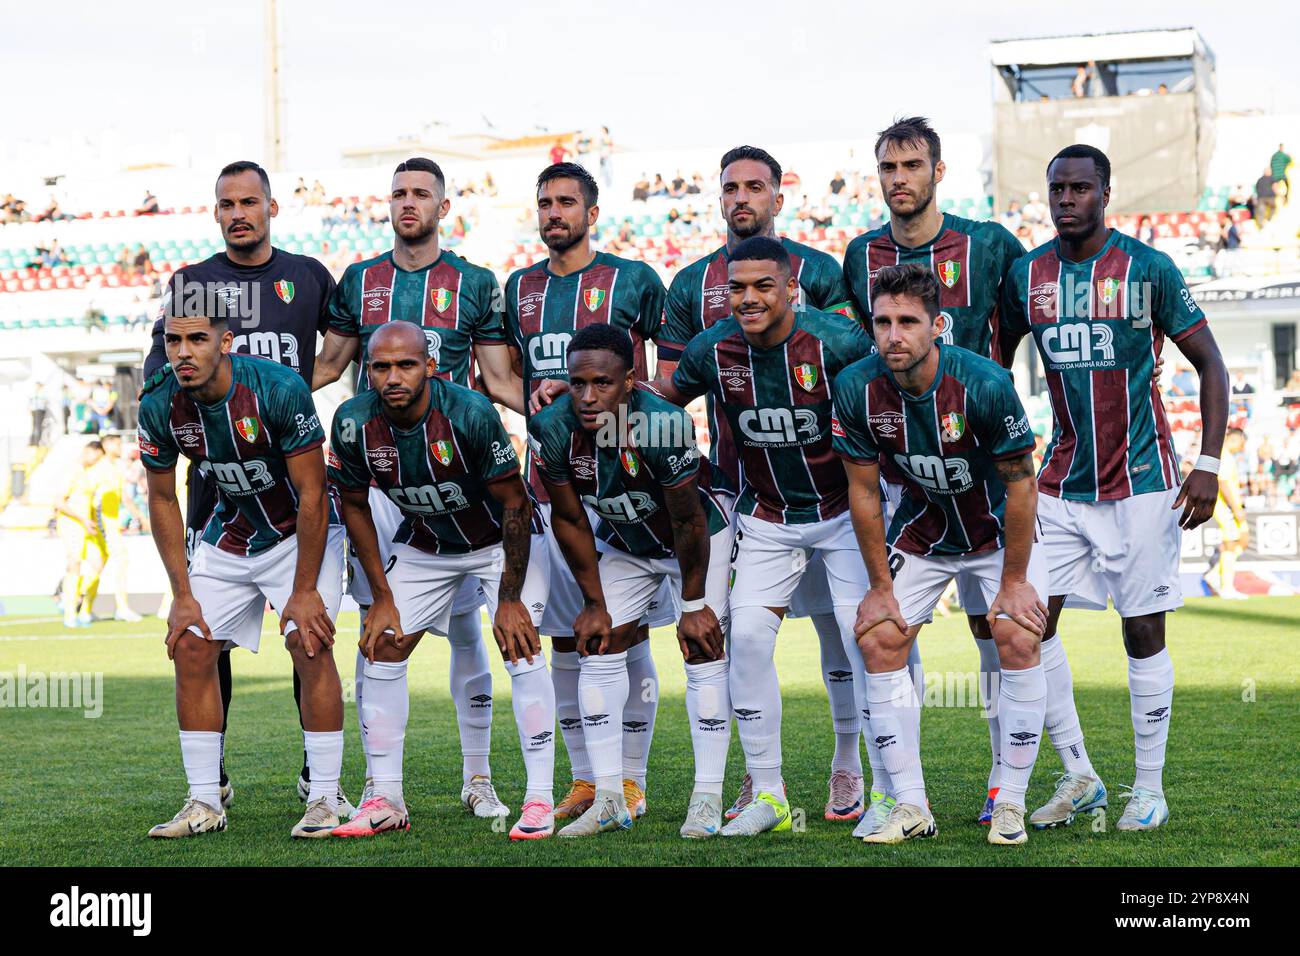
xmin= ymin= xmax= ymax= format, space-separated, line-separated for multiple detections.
xmin=1054 ymin=227 xmax=1118 ymax=267
xmin=885 ymin=213 xmax=951 ymax=252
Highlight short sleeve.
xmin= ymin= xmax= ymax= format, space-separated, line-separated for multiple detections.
xmin=325 ymin=265 xmax=360 ymax=338
xmin=670 ymin=336 xmax=713 ymax=401
xmin=658 ymin=271 xmax=697 ymax=350
xmin=327 ymin=410 xmax=372 ymax=490
xmin=841 ymin=239 xmax=870 ymax=326
xmin=649 ymin=407 xmax=702 ymax=488
xmin=999 ymin=264 xmax=1030 ymax=339
xmin=471 ymin=269 xmax=507 ymax=344
xmin=810 ymin=256 xmax=856 ymax=320
xmin=268 ymin=375 xmax=325 ymax=457
xmin=830 ymin=371 xmax=878 ymax=464
xmin=974 ymin=371 xmax=1035 ymax=461
xmin=314 ymin=260 xmax=339 ymax=336
xmin=636 ymin=265 xmax=668 ymax=343
xmin=502 ymin=273 xmax=523 ymax=352
xmin=526 ymin=411 xmax=572 ymax=485
xmin=1152 ymin=253 xmax=1207 ymax=342
xmin=137 ymin=398 xmax=179 ymax=472
xmin=465 ymin=394 xmax=520 ymax=483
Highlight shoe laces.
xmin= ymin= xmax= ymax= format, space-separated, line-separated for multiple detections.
xmin=302 ymin=797 xmax=336 ymax=824
xmin=686 ymin=795 xmax=718 ymax=826
xmin=1117 ymin=785 xmax=1160 ymax=812
xmin=519 ymin=800 xmax=552 ymax=825
xmin=466 ymin=777 xmax=499 ymax=802
xmin=177 ymin=798 xmax=210 ymax=822
xmin=828 ymin=768 xmax=861 ymax=802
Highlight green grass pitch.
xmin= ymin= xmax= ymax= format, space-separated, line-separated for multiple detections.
xmin=1 ymin=597 xmax=1295 ymax=866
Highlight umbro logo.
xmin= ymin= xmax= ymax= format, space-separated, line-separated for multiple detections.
xmin=734 ymin=708 xmax=761 ymax=721
xmin=559 ymin=718 xmax=582 ymax=728
xmin=622 ymin=720 xmax=648 ymax=731
xmin=469 ymin=694 xmax=492 ymax=709
xmin=1146 ymin=707 xmax=1169 ymax=719
xmin=1009 ymin=731 xmax=1039 ymax=746
xmin=874 ymin=735 xmax=895 ymax=746
xmin=531 ymin=731 xmax=553 ymax=743
xmin=584 ymin=713 xmax=609 ymax=723
xmin=1153 ymin=585 xmax=1170 ymax=595
xmin=531 ymin=602 xmax=545 ymax=612
xmin=470 ymin=694 xmax=492 ymax=702
xmin=698 ymin=718 xmax=726 ymax=727
xmin=828 ymin=669 xmax=853 ymax=682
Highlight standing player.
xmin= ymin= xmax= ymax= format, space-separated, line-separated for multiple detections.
xmin=648 ymin=236 xmax=876 ymax=836
xmin=54 ymin=441 xmax=109 ymax=628
xmin=327 ymin=322 xmax=556 ymax=841
xmin=835 ymin=263 xmax=1049 ymax=846
xmin=1000 ymin=144 xmax=1227 ymax=832
xmin=1206 ymin=428 xmax=1249 ymax=599
xmin=313 ymin=158 xmax=527 ymax=820
xmin=529 ymin=325 xmax=734 ymax=838
xmin=506 ymin=162 xmax=670 ymax=821
xmin=654 ymin=145 xmax=870 ymax=824
xmin=142 ymin=160 xmax=345 ymax=814
xmin=140 ymin=312 xmax=346 ymax=839
xmin=843 ymin=118 xmax=1030 ymax=824
xmin=99 ymin=433 xmax=146 ymax=621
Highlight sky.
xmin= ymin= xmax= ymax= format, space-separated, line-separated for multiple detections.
xmin=2 ymin=0 xmax=1296 ymax=173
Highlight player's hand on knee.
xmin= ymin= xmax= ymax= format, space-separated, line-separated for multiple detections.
xmin=854 ymin=588 xmax=907 ymax=642
xmin=1173 ymin=470 xmax=1219 ymax=529
xmin=166 ymin=594 xmax=211 ymax=660
xmin=677 ymin=606 xmax=723 ymax=662
xmin=493 ymin=599 xmax=539 ymax=664
xmin=987 ymin=579 xmax=1047 ymax=637
xmin=573 ymin=602 xmax=613 ymax=656
xmin=283 ymin=589 xmax=334 ymax=659
xmin=361 ymin=594 xmax=402 ymax=663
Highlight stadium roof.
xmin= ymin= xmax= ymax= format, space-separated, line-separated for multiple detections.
xmin=989 ymin=27 xmax=1214 ymax=68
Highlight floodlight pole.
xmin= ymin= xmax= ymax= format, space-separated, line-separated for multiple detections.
xmin=264 ymin=0 xmax=285 ymax=171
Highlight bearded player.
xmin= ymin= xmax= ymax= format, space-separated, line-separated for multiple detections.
xmin=646 ymin=236 xmax=876 ymax=836
xmin=314 ymin=157 xmax=528 ymax=820
xmin=140 ymin=311 xmax=346 ymax=839
xmin=142 ymin=160 xmax=345 ymax=816
xmin=655 ymin=145 xmax=873 ymax=825
xmin=836 ymin=264 xmax=1049 ymax=846
xmin=530 ymin=324 xmax=734 ymax=838
xmin=506 ymin=162 xmax=671 ymax=822
xmin=328 ymin=322 xmax=556 ymax=841
xmin=842 ymin=117 xmax=1029 ymax=824
xmin=1000 ymin=144 xmax=1227 ymax=832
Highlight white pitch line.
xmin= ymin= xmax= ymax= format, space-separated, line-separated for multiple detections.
xmin=0 ymin=617 xmax=62 ymax=627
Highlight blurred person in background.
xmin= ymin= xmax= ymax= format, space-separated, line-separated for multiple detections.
xmin=1205 ymin=428 xmax=1250 ymax=599
xmin=599 ymin=126 xmax=614 ymax=189
xmin=1270 ymin=143 xmax=1291 ymax=204
xmin=99 ymin=433 xmax=145 ymax=621
xmin=54 ymin=441 xmax=109 ymax=628
xmin=29 ymin=383 xmax=49 ymax=447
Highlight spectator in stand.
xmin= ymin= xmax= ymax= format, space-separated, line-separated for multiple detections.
xmin=29 ymin=383 xmax=49 ymax=448
xmin=549 ymin=139 xmax=569 ymax=166
xmin=1085 ymin=60 xmax=1105 ymax=97
xmin=136 ymin=190 xmax=160 ymax=215
xmin=1169 ymin=363 xmax=1199 ymax=397
xmin=1284 ymin=369 xmax=1300 ymax=394
xmin=1255 ymin=168 xmax=1277 ymax=224
xmin=599 ymin=126 xmax=614 ymax=188
xmin=132 ymin=244 xmax=152 ymax=276
xmin=1022 ymin=190 xmax=1049 ymax=226
xmin=649 ymin=173 xmax=668 ymax=197
xmin=575 ymin=131 xmax=593 ymax=164
xmin=1232 ymin=371 xmax=1256 ymax=395
xmin=687 ymin=172 xmax=703 ymax=195
xmin=310 ymin=180 xmax=326 ymax=205
xmin=1072 ymin=64 xmax=1087 ymax=98
xmin=1157 ymin=83 xmax=1169 ymax=95
xmin=40 ymin=195 xmax=74 ymax=222
xmin=1137 ymin=215 xmax=1156 ymax=245
xmin=1015 ymin=223 xmax=1034 ymax=249
xmin=4 ymin=196 xmax=31 ymax=223
xmin=1227 ymin=183 xmax=1253 ymax=217
xmin=632 ymin=174 xmax=650 ymax=202
xmin=114 ymin=246 xmax=132 ymax=273
xmin=1001 ymin=199 xmax=1023 ymax=231
xmin=829 ymin=170 xmax=846 ymax=196
xmin=1271 ymin=144 xmax=1292 ymax=203
xmin=669 ymin=170 xmax=687 ymax=198
xmin=1214 ymin=217 xmax=1242 ymax=277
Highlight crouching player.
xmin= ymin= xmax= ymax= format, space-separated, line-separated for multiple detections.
xmin=141 ymin=312 xmax=345 ymax=839
xmin=529 ymin=325 xmax=734 ymax=838
xmin=834 ymin=264 xmax=1050 ymax=845
xmin=328 ymin=322 xmax=556 ymax=841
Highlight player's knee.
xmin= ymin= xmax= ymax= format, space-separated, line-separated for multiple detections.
xmin=991 ymin=621 xmax=1039 ymax=669
xmin=172 ymin=633 xmax=221 ymax=678
xmin=1121 ymin=613 xmax=1165 ymax=658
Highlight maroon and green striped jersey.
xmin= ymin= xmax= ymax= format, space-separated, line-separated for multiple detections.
xmin=504 ymin=251 xmax=666 ymax=501
xmin=137 ymin=355 xmax=336 ymax=556
xmin=528 ymin=387 xmax=729 ymax=559
xmin=843 ymin=214 xmax=1024 ymax=360
xmin=1002 ymin=230 xmax=1207 ymax=502
xmin=328 ymin=377 xmax=521 ymax=556
xmin=832 ymin=345 xmax=1034 ymax=556
xmin=325 ymin=249 xmax=506 ymax=391
xmin=670 ymin=308 xmax=874 ymax=524
xmin=659 ymin=237 xmax=856 ymax=490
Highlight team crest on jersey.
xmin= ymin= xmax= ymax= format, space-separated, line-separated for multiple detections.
xmin=274 ymin=280 xmax=295 ymax=304
xmin=621 ymin=449 xmax=639 ymax=477
xmin=584 ymin=288 xmax=606 ymax=312
xmin=938 ymin=261 xmax=961 ymax=288
xmin=235 ymin=416 xmax=260 ymax=444
xmin=1100 ymin=277 xmax=1120 ymax=305
xmin=793 ymin=363 xmax=818 ymax=392
xmin=432 ymin=440 xmax=454 ymax=466
xmin=432 ymin=287 xmax=454 ymax=313
xmin=940 ymin=412 xmax=966 ymax=443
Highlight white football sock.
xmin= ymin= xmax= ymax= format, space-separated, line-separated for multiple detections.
xmin=360 ymin=659 xmax=408 ymax=803
xmin=353 ymin=648 xmax=371 ymax=781
xmin=447 ymin=609 xmax=493 ymax=783
xmin=993 ymin=663 xmax=1046 ymax=810
xmin=623 ymin=639 xmax=659 ymax=789
xmin=729 ymin=606 xmax=784 ymax=797
xmin=303 ymin=730 xmax=344 ymax=811
xmin=865 ymin=666 xmax=925 ymax=808
xmin=1129 ymin=649 xmax=1174 ymax=792
xmin=812 ymin=611 xmax=862 ymax=775
xmin=505 ymin=654 xmax=556 ymax=805
xmin=179 ymin=730 xmax=222 ymax=810
xmin=579 ymin=652 xmax=628 ymax=793
xmin=974 ymin=636 xmax=1002 ymax=791
xmin=684 ymin=658 xmax=731 ymax=795
xmin=551 ymin=650 xmax=591 ymax=781
xmin=1041 ymin=633 xmax=1096 ymax=777
xmin=831 ymin=604 xmax=890 ymax=796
